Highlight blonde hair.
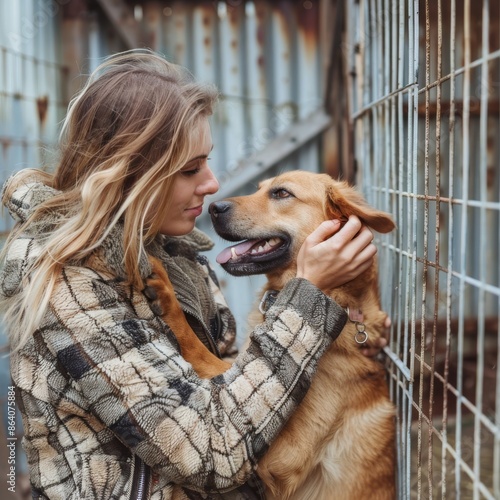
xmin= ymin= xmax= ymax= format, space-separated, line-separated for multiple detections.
xmin=2 ymin=49 xmax=219 ymax=351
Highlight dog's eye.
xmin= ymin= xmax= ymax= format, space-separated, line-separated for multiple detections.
xmin=271 ymin=188 xmax=292 ymax=199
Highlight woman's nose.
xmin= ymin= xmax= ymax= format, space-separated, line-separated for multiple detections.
xmin=199 ymin=167 xmax=219 ymax=195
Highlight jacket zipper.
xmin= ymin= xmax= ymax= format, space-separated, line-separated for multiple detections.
xmin=130 ymin=455 xmax=151 ymax=499
xmin=179 ymin=303 xmax=221 ymax=356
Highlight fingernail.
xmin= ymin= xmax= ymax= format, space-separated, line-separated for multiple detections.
xmin=332 ymin=219 xmax=340 ymax=225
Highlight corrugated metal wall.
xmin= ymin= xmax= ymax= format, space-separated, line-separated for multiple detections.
xmin=0 ymin=1 xmax=67 ymax=234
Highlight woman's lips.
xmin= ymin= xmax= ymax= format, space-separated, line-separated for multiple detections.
xmin=186 ymin=205 xmax=203 ymax=216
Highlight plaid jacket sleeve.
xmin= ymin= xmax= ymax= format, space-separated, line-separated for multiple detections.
xmin=43 ymin=265 xmax=346 ymax=494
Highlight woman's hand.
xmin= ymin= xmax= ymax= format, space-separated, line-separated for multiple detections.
xmin=296 ymin=215 xmax=377 ymax=292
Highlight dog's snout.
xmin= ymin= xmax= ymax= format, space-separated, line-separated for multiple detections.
xmin=209 ymin=201 xmax=232 ymax=218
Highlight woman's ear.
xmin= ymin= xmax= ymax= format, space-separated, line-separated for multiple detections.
xmin=325 ymin=181 xmax=396 ymax=234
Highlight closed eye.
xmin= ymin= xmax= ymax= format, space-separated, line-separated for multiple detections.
xmin=181 ymin=167 xmax=201 ymax=176
xmin=180 ymin=157 xmax=211 ymax=176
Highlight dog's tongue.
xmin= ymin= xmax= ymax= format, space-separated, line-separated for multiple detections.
xmin=216 ymin=239 xmax=260 ymax=264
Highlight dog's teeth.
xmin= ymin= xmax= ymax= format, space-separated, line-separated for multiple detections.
xmin=231 ymin=247 xmax=238 ymax=260
xmin=251 ymin=248 xmax=258 ymax=254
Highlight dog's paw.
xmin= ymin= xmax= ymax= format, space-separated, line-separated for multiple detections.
xmin=360 ymin=312 xmax=390 ymax=358
xmin=144 ymin=257 xmax=176 ymax=318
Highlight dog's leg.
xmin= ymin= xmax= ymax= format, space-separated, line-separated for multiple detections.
xmin=147 ymin=256 xmax=231 ymax=378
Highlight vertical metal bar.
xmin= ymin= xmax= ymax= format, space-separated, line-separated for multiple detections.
xmin=473 ymin=1 xmax=490 ymax=498
xmin=443 ymin=0 xmax=457 ymax=498
xmin=361 ymin=0 xmax=370 ymax=190
xmin=354 ymin=0 xmax=365 ymax=189
xmin=419 ymin=0 xmax=431 ymax=496
xmin=433 ymin=1 xmax=446 ymax=497
xmin=394 ymin=1 xmax=408 ymax=497
xmin=456 ymin=0 xmax=472 ymax=496
xmin=409 ymin=1 xmax=420 ymax=498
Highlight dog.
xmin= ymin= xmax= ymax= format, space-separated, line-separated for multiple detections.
xmin=148 ymin=170 xmax=396 ymax=499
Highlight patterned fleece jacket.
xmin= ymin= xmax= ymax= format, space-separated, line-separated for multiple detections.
xmin=0 ymin=177 xmax=347 ymax=500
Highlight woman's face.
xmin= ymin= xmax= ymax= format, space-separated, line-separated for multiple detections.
xmin=158 ymin=118 xmax=219 ymax=236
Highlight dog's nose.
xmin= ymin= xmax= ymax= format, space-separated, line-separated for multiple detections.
xmin=209 ymin=201 xmax=232 ymax=218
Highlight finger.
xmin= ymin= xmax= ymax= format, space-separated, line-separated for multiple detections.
xmin=378 ymin=337 xmax=388 ymax=348
xmin=305 ymin=219 xmax=342 ymax=246
xmin=331 ymin=215 xmax=363 ymax=245
xmin=360 ymin=345 xmax=380 ymax=357
xmin=352 ymin=241 xmax=378 ymax=268
xmin=360 ymin=337 xmax=387 ymax=357
xmin=352 ymin=225 xmax=375 ymax=250
xmin=330 ymin=225 xmax=374 ymax=260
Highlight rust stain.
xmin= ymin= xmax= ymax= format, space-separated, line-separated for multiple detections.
xmin=1 ymin=138 xmax=11 ymax=161
xmin=294 ymin=0 xmax=319 ymax=58
xmin=272 ymin=0 xmax=292 ymax=43
xmin=36 ymin=96 xmax=49 ymax=126
xmin=61 ymin=0 xmax=87 ymax=20
xmin=257 ymin=24 xmax=265 ymax=46
xmin=487 ymin=165 xmax=495 ymax=187
xmin=199 ymin=2 xmax=215 ymax=24
xmin=227 ymin=2 xmax=240 ymax=26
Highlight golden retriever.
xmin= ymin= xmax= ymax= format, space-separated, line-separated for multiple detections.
xmin=148 ymin=170 xmax=396 ymax=499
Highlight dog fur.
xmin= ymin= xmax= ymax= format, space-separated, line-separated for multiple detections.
xmin=148 ymin=170 xmax=397 ymax=499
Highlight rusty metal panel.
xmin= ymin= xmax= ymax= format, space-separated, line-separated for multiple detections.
xmin=0 ymin=0 xmax=69 ymax=235
xmin=144 ymin=1 xmax=324 ymax=182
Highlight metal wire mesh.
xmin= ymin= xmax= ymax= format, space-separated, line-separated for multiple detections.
xmin=343 ymin=0 xmax=500 ymax=498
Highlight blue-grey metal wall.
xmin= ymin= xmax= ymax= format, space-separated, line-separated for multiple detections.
xmin=0 ymin=1 xmax=68 ymax=233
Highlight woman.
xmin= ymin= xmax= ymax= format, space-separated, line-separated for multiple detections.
xmin=0 ymin=50 xmax=380 ymax=499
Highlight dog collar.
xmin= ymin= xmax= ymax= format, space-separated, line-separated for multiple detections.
xmin=259 ymin=290 xmax=279 ymax=314
xmin=346 ymin=306 xmax=363 ymax=323
xmin=345 ymin=306 xmax=369 ymax=344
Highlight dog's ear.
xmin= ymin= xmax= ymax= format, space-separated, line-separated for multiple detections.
xmin=325 ymin=181 xmax=396 ymax=234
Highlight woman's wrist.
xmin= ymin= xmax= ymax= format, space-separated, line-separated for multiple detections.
xmin=270 ymin=278 xmax=347 ymax=341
